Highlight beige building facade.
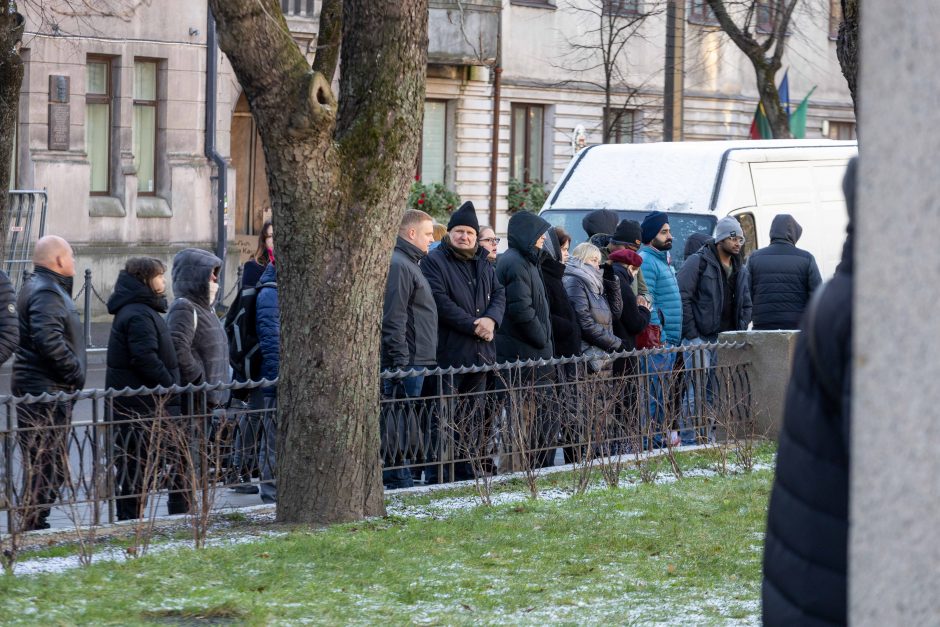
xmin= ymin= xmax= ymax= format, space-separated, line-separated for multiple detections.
xmin=10 ymin=1 xmax=854 ymax=316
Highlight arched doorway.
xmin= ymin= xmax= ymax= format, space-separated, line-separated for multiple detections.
xmin=231 ymin=93 xmax=271 ymax=236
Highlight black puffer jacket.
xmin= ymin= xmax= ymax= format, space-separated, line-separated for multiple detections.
xmin=496 ymin=212 xmax=553 ymax=362
xmin=12 ymin=267 xmax=86 ymax=394
xmin=540 ymin=255 xmax=581 ymax=358
xmin=0 ymin=270 xmax=19 ymax=365
xmin=422 ymin=237 xmax=506 ymax=368
xmin=677 ymin=241 xmax=752 ymax=339
xmin=167 ymin=248 xmax=230 ymax=406
xmin=747 ymin=214 xmax=822 ymax=330
xmin=762 ymin=161 xmax=855 ymax=626
xmin=106 ymin=270 xmax=180 ymax=413
xmin=563 ymin=259 xmax=622 ymax=352
xmin=611 ymin=264 xmax=651 ymax=351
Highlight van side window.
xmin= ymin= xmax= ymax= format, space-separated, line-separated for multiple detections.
xmin=736 ymin=212 xmax=757 ymax=260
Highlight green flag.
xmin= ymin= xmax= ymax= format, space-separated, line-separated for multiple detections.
xmin=789 ymin=86 xmax=817 ymax=139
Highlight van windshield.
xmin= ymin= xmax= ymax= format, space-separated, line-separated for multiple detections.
xmin=540 ymin=209 xmax=717 ymax=271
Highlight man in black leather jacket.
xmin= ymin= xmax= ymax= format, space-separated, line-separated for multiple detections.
xmin=12 ymin=235 xmax=86 ymax=530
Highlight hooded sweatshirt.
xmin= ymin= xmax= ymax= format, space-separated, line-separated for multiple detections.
xmin=495 ymin=212 xmax=554 ymax=361
xmin=747 ymin=214 xmax=822 ymax=330
xmin=167 ymin=248 xmax=230 ymax=406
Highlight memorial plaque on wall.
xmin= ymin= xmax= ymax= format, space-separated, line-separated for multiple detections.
xmin=48 ymin=104 xmax=69 ymax=151
xmin=48 ymin=75 xmax=70 ymax=151
xmin=49 ymin=75 xmax=69 ymax=103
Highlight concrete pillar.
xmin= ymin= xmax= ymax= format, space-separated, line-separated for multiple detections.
xmin=718 ymin=331 xmax=798 ymax=440
xmin=851 ymin=3 xmax=940 ymax=623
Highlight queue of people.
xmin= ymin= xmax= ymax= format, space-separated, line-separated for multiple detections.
xmin=381 ymin=203 xmax=823 ymax=484
xmin=3 ymin=195 xmax=825 ymax=522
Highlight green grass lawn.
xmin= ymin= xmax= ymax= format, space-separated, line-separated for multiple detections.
xmin=0 ymin=450 xmax=772 ymax=625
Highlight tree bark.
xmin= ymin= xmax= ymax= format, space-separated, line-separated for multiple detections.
xmin=706 ymin=0 xmax=799 ymax=139
xmin=837 ymin=0 xmax=859 ymax=117
xmin=0 ymin=8 xmax=25 ymax=259
xmin=208 ymin=0 xmax=429 ymax=525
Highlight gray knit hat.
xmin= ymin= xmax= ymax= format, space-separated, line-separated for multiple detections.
xmin=714 ymin=217 xmax=743 ymax=242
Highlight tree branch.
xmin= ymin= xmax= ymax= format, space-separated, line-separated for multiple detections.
xmin=311 ymin=0 xmax=341 ymax=83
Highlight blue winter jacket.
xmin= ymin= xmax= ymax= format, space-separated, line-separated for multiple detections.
xmin=639 ymin=245 xmax=682 ymax=345
xmin=255 ymin=263 xmax=279 ymax=396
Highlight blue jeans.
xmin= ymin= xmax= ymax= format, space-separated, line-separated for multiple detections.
xmin=643 ymin=351 xmax=677 ymax=447
xmin=680 ymin=338 xmax=718 ymax=445
xmin=381 ymin=372 xmax=425 ymax=489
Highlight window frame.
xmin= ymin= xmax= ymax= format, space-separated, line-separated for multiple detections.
xmin=828 ymin=0 xmax=842 ymax=40
xmin=605 ymin=107 xmax=637 ymax=144
xmin=603 ymin=0 xmax=641 ymax=17
xmin=688 ymin=0 xmax=719 ymax=25
xmin=510 ymin=103 xmax=546 ymax=183
xmin=133 ymin=57 xmax=159 ymax=197
xmin=756 ymin=0 xmax=775 ymax=34
xmin=86 ymin=55 xmax=113 ymax=196
xmin=827 ymin=120 xmax=856 ymax=141
xmin=416 ymin=98 xmax=449 ymax=186
xmin=509 ymin=0 xmax=556 ymax=9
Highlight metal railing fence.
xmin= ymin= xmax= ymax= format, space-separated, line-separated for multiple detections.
xmin=0 ymin=343 xmax=751 ymax=534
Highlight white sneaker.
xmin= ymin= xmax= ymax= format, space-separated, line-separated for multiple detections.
xmin=669 ymin=431 xmax=681 ymax=447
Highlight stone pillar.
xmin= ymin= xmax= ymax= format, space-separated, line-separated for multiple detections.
xmin=718 ymin=331 xmax=798 ymax=440
xmin=851 ymin=2 xmax=940 ymax=623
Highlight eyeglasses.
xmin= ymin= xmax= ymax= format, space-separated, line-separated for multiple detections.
xmin=480 ymin=237 xmax=501 ymax=245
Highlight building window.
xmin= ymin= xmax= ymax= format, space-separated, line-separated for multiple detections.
xmin=756 ymin=0 xmax=775 ymax=33
xmin=86 ymin=57 xmax=112 ymax=195
xmin=418 ymin=100 xmax=447 ymax=185
xmin=511 ymin=104 xmax=544 ymax=182
xmin=606 ymin=108 xmax=636 ymax=143
xmin=827 ymin=120 xmax=856 ymax=140
xmin=133 ymin=60 xmax=158 ymax=195
xmin=604 ymin=0 xmax=640 ymax=16
xmin=688 ymin=0 xmax=718 ymax=25
xmin=280 ymin=0 xmax=315 ymax=18
xmin=829 ymin=0 xmax=842 ymax=40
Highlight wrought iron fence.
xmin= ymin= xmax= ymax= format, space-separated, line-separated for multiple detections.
xmin=0 ymin=343 xmax=751 ymax=535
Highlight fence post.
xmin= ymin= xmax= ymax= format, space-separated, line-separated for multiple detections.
xmin=83 ymin=269 xmax=93 ymax=348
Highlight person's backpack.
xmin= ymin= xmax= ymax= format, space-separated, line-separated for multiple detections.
xmin=225 ymin=281 xmax=276 ymax=381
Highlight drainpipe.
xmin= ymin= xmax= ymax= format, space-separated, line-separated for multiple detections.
xmin=487 ymin=6 xmax=503 ymax=231
xmin=205 ymin=9 xmax=228 ymax=308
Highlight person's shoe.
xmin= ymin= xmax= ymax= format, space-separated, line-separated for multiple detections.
xmin=228 ymin=472 xmax=259 ymax=494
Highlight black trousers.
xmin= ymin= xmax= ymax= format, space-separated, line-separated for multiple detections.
xmin=16 ymin=399 xmax=73 ymax=530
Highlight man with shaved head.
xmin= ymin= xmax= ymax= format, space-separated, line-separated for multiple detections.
xmin=13 ymin=235 xmax=86 ymax=531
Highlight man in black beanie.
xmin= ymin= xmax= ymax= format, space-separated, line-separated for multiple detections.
xmin=421 ymin=200 xmax=506 ymax=481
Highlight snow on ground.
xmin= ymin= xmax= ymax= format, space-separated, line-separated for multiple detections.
xmin=7 ymin=446 xmax=772 ymax=578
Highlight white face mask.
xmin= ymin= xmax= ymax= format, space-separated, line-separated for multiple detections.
xmin=208 ymin=280 xmax=219 ymax=303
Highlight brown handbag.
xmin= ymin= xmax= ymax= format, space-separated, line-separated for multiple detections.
xmin=635 ymin=309 xmax=664 ymax=350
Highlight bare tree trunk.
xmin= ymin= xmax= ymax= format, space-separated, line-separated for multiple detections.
xmin=755 ymin=61 xmax=790 ymax=139
xmin=0 ymin=8 xmax=25 ymax=259
xmin=837 ymin=0 xmax=859 ymax=117
xmin=208 ymin=0 xmax=429 ymax=525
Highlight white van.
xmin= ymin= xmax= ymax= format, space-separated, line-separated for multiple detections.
xmin=539 ymin=139 xmax=857 ymax=278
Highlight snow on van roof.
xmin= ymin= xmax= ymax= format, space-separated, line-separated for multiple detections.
xmin=548 ymin=139 xmax=856 ymax=214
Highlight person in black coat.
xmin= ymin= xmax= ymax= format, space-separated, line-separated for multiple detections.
xmin=747 ymin=214 xmax=822 ymax=330
xmin=496 ymin=211 xmax=553 ymax=362
xmin=106 ymin=258 xmax=184 ymax=520
xmin=496 ymin=211 xmax=555 ymax=467
xmin=421 ymin=202 xmax=506 ymax=481
xmin=0 ymin=269 xmax=19 ymax=365
xmin=762 ymin=158 xmax=856 ymax=626
xmin=12 ymin=235 xmax=86 ymax=530
xmin=541 ymin=227 xmax=581 ymax=358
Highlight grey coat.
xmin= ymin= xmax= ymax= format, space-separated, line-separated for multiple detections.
xmin=382 ymin=237 xmax=438 ymax=369
xmin=167 ymin=248 xmax=230 ymax=406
